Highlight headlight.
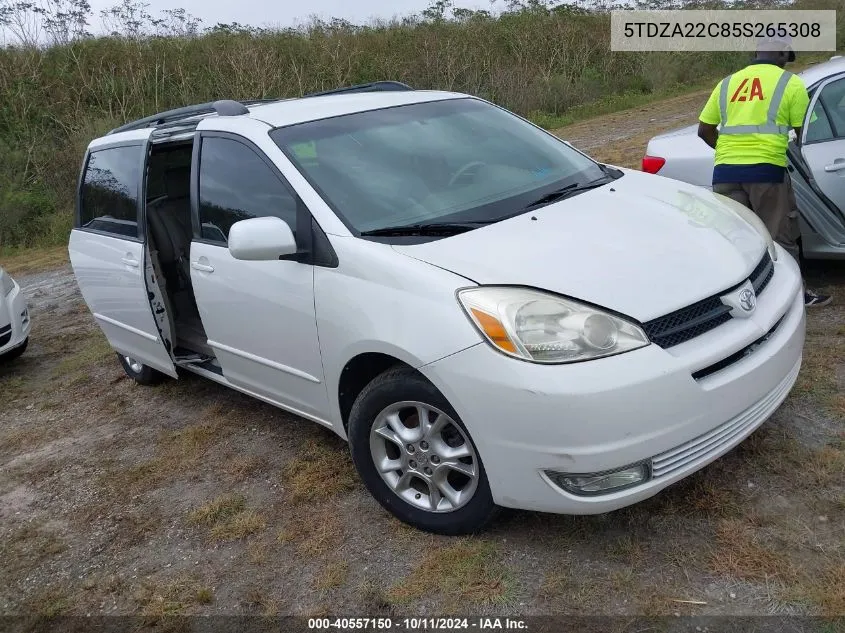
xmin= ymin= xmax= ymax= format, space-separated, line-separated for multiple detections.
xmin=0 ymin=267 xmax=14 ymax=296
xmin=457 ymin=287 xmax=649 ymax=364
xmin=716 ymin=194 xmax=778 ymax=262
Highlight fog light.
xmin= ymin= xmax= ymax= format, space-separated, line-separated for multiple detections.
xmin=545 ymin=461 xmax=651 ymax=496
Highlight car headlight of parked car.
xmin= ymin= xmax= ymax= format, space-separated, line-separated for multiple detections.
xmin=0 ymin=267 xmax=14 ymax=296
xmin=458 ymin=287 xmax=649 ymax=364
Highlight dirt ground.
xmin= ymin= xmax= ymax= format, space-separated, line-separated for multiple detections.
xmin=1 ymin=96 xmax=844 ymax=623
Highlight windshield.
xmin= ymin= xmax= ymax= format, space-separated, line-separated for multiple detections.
xmin=270 ymin=98 xmax=608 ymax=234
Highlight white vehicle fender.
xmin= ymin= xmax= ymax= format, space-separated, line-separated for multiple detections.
xmin=314 ymin=235 xmax=483 ymax=431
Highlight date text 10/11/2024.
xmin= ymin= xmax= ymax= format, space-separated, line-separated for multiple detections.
xmin=307 ymin=618 xmax=529 ymax=630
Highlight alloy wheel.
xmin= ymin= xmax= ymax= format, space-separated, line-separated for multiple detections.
xmin=369 ymin=401 xmax=479 ymax=513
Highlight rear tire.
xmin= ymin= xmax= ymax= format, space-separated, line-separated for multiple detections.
xmin=348 ymin=366 xmax=496 ymax=535
xmin=0 ymin=337 xmax=28 ymax=362
xmin=117 ymin=353 xmax=165 ymax=386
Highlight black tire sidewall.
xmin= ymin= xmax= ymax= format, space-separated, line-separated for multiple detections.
xmin=117 ymin=353 xmax=162 ymax=385
xmin=348 ymin=368 xmax=495 ymax=535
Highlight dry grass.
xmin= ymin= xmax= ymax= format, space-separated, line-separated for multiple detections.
xmin=0 ymin=374 xmax=36 ymax=404
xmin=640 ymin=589 xmax=707 ymax=617
xmin=195 ymin=587 xmax=214 ymax=605
xmin=0 ymin=246 xmax=68 ymax=277
xmin=247 ymin=539 xmax=269 ymax=565
xmin=314 ymin=559 xmax=349 ymax=590
xmin=240 ymin=587 xmax=278 ymax=616
xmin=358 ymin=579 xmax=396 ymax=616
xmin=22 ymin=586 xmax=72 ymax=618
xmin=0 ymin=425 xmax=57 ymax=455
xmin=134 ymin=575 xmax=213 ymax=617
xmin=799 ymin=560 xmax=845 ymax=616
xmin=804 ymin=447 xmax=845 ymax=488
xmin=1 ymin=523 xmax=67 ymax=576
xmin=282 ymin=438 xmax=358 ymax=503
xmin=211 ymin=511 xmax=266 ymax=541
xmin=605 ymin=535 xmax=644 ymax=565
xmin=711 ymin=518 xmax=798 ymax=584
xmin=752 ymin=432 xmax=845 ymax=489
xmin=387 ymin=539 xmax=512 ymax=609
xmin=277 ymin=503 xmax=347 ymax=558
xmin=187 ymin=493 xmax=266 ymax=542
xmin=223 ymin=454 xmax=267 ymax=481
xmin=538 ymin=566 xmax=606 ymax=613
xmin=791 ymin=334 xmax=845 ymax=417
xmin=103 ymin=415 xmax=227 ymax=496
xmin=52 ymin=333 xmax=114 ymax=383
xmin=187 ymin=493 xmax=246 ymax=526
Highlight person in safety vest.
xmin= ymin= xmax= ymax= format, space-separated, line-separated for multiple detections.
xmin=697 ymin=35 xmax=832 ymax=308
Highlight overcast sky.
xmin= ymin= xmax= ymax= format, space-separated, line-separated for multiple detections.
xmin=88 ymin=0 xmax=496 ymax=31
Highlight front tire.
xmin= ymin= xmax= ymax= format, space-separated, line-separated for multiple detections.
xmin=117 ymin=353 xmax=165 ymax=386
xmin=348 ymin=366 xmax=496 ymax=535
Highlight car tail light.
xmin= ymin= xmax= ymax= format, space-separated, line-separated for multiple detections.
xmin=641 ymin=156 xmax=666 ymax=174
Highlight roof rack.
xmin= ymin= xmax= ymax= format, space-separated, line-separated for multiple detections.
xmin=108 ymin=98 xmax=275 ymax=135
xmin=302 ymin=80 xmax=413 ymax=98
xmin=107 ymin=81 xmax=413 ymax=136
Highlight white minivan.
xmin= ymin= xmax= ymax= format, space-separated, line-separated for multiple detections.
xmin=69 ymin=82 xmax=805 ymax=534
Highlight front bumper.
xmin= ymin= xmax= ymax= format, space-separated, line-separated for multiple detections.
xmin=421 ymin=247 xmax=804 ymax=514
xmin=0 ymin=279 xmax=31 ymax=356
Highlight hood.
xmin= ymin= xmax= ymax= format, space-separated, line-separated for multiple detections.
xmin=392 ymin=169 xmax=766 ymax=322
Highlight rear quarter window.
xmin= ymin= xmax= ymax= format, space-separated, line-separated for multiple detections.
xmin=79 ymin=145 xmax=142 ymax=239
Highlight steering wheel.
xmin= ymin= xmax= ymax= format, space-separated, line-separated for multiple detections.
xmin=448 ymin=161 xmax=486 ymax=188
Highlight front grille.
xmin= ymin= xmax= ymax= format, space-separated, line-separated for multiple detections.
xmin=651 ymin=359 xmax=800 ymax=479
xmin=642 ymin=297 xmax=732 ymax=348
xmin=643 ymin=252 xmax=773 ymax=349
xmin=0 ymin=324 xmax=11 ymax=347
xmin=750 ymin=251 xmax=775 ymax=294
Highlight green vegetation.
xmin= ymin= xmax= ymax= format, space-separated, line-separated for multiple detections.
xmin=0 ymin=0 xmax=842 ymax=249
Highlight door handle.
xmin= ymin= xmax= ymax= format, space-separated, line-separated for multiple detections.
xmin=191 ymin=261 xmax=214 ymax=273
xmin=824 ymin=162 xmax=845 ymax=172
xmin=121 ymin=257 xmax=139 ymax=268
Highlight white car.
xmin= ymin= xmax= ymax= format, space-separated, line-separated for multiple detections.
xmin=644 ymin=55 xmax=845 ymax=259
xmin=0 ymin=265 xmax=31 ymax=362
xmin=69 ymin=82 xmax=805 ymax=534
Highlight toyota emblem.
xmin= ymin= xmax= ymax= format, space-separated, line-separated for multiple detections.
xmin=739 ymin=288 xmax=756 ymax=312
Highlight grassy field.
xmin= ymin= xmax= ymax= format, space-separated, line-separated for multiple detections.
xmin=1 ymin=97 xmax=843 ymax=621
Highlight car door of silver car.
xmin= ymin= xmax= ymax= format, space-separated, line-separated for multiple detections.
xmin=793 ymin=72 xmax=845 ymax=257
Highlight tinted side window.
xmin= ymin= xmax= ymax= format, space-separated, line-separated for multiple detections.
xmin=79 ymin=146 xmax=142 ymax=238
xmin=818 ymin=77 xmax=845 ymax=139
xmin=198 ymin=137 xmax=298 ymax=243
xmin=806 ymin=102 xmax=834 ymax=143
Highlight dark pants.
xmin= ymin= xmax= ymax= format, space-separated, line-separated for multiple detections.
xmin=713 ymin=176 xmax=801 ymax=264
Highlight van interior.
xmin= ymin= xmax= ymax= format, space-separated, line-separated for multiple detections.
xmin=143 ymin=140 xmax=214 ymax=363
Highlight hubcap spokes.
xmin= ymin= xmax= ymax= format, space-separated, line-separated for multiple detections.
xmin=370 ymin=401 xmax=479 ymax=513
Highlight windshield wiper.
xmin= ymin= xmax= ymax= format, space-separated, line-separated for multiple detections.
xmin=359 ymin=221 xmax=493 ymax=237
xmin=524 ymin=177 xmax=612 ymax=210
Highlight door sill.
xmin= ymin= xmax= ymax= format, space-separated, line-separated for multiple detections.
xmin=180 ymin=363 xmax=336 ymax=432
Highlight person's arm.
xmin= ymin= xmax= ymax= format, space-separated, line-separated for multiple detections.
xmin=698 ymin=82 xmax=722 ymax=150
xmin=698 ymin=122 xmax=719 ymax=149
xmin=787 ymin=77 xmax=810 ymax=147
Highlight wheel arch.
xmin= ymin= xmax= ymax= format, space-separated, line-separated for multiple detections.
xmin=338 ymin=352 xmax=415 ymax=433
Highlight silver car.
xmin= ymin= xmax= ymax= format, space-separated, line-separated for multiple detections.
xmin=644 ymin=55 xmax=845 ymax=260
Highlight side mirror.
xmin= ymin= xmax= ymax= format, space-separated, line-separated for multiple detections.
xmin=228 ymin=216 xmax=297 ymax=261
